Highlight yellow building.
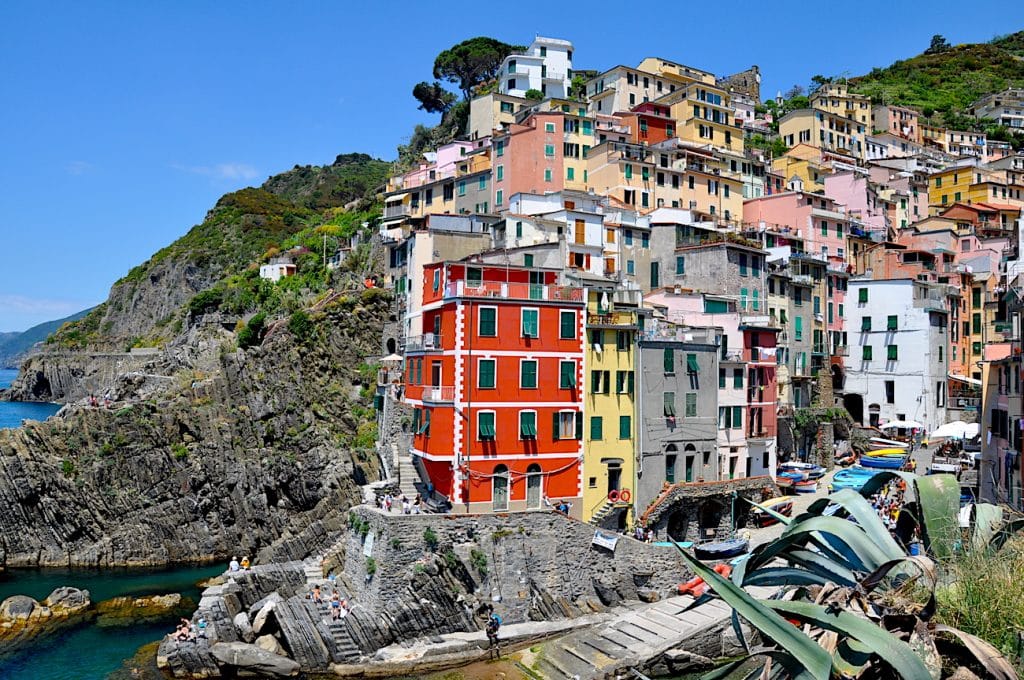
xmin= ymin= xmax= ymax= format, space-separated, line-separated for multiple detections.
xmin=809 ymin=83 xmax=872 ymax=126
xmin=583 ymin=288 xmax=639 ymax=525
xmin=663 ymin=83 xmax=744 ymax=153
xmin=778 ymin=109 xmax=868 ymax=160
xmin=926 ymin=165 xmax=1024 ymax=213
xmin=771 ymin=144 xmax=830 ymax=192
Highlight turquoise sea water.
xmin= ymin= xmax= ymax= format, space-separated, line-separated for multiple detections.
xmin=0 ymin=368 xmax=62 ymax=428
xmin=0 ymin=564 xmax=224 ymax=679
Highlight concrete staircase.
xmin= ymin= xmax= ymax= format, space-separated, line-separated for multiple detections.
xmin=588 ymin=501 xmax=615 ymax=526
xmin=313 ymin=598 xmax=362 ymax=662
xmin=396 ymin=448 xmax=420 ymax=498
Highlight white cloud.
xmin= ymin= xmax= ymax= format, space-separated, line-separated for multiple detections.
xmin=65 ymin=160 xmax=94 ymax=175
xmin=171 ymin=162 xmax=259 ymax=181
xmin=0 ymin=295 xmax=86 ymax=316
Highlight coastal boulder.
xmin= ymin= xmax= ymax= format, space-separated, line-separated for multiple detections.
xmin=252 ymin=600 xmax=278 ymax=635
xmin=96 ymin=593 xmax=185 ymax=626
xmin=0 ymin=595 xmax=37 ymax=621
xmin=255 ymin=633 xmax=285 ymax=655
xmin=0 ymin=588 xmax=92 ymax=658
xmin=210 ymin=641 xmax=300 ymax=677
xmin=234 ymin=611 xmax=255 ymax=643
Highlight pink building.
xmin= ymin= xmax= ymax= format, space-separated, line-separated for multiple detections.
xmin=393 ymin=140 xmax=478 ymax=189
xmin=743 ymin=191 xmax=851 ymax=268
xmin=823 ymin=171 xmax=889 ymax=238
xmin=491 ymin=112 xmax=565 ymax=210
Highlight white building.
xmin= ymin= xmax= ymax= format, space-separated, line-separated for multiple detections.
xmin=843 ymin=278 xmax=949 ymax=432
xmin=969 ymin=88 xmax=1024 ymax=129
xmin=259 ymin=262 xmax=295 ymax=282
xmin=498 ymin=36 xmax=574 ymax=100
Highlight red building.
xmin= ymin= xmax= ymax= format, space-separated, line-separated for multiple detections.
xmin=742 ymin=325 xmax=780 ymax=476
xmin=404 ymin=262 xmax=585 ymax=514
xmin=619 ymin=102 xmax=675 ymax=145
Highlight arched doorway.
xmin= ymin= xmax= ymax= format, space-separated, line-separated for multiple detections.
xmin=831 ymin=364 xmax=845 ymax=391
xmin=667 ymin=509 xmax=691 ymax=542
xmin=525 ymin=464 xmax=542 ymax=510
xmin=386 ymin=338 xmax=397 ymax=354
xmin=843 ymin=393 xmax=864 ymax=425
xmin=868 ymin=403 xmax=881 ymax=428
xmin=698 ymin=501 xmax=725 ymax=541
xmin=492 ymin=465 xmax=509 ymax=511
xmin=664 ymin=444 xmax=678 ymax=484
xmin=683 ymin=444 xmax=696 ymax=482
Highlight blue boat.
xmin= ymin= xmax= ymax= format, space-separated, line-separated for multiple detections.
xmin=779 ymin=462 xmax=826 ymax=480
xmin=859 ymin=454 xmax=906 ymax=469
xmin=830 ymin=466 xmax=880 ymax=492
xmin=694 ymin=537 xmax=750 ymax=560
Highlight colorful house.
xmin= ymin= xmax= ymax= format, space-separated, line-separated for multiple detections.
xmin=404 ymin=262 xmax=585 ymax=515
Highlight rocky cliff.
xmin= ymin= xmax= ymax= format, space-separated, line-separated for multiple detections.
xmin=0 ymin=289 xmax=388 ymax=568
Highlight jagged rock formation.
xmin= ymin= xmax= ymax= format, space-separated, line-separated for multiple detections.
xmin=0 ymin=587 xmax=92 ymax=657
xmin=0 ymin=291 xmax=388 ymax=568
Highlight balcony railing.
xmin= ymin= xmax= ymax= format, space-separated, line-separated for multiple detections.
xmin=445 ymin=280 xmax=584 ymax=303
xmin=722 ymin=349 xmax=744 ymax=363
xmin=384 ymin=203 xmax=412 ymax=218
xmin=423 ymin=385 xmax=455 ymax=402
xmin=587 ymin=312 xmax=636 ymax=327
xmin=404 ymin=333 xmax=443 ymax=352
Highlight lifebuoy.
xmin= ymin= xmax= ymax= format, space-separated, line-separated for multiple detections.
xmin=607 ymin=489 xmax=620 ymax=503
xmin=618 ymin=488 xmax=632 ymax=503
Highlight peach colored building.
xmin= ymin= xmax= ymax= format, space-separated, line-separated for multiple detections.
xmin=491 ymin=111 xmax=566 ymax=211
xmin=743 ymin=191 xmax=852 ymax=267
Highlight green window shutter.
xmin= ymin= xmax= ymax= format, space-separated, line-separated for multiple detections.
xmin=863 ymin=345 xmax=873 ymax=360
xmin=479 ymin=412 xmax=496 ymax=439
xmin=861 ymin=316 xmax=871 ymax=331
xmin=590 ymin=416 xmax=603 ymax=441
xmin=412 ymin=409 xmax=421 ymax=433
xmin=567 ymin=167 xmax=575 ymax=181
xmin=478 ymin=359 xmax=496 ymax=388
xmin=642 ymin=166 xmax=650 ymax=181
xmin=590 ymin=370 xmax=600 ymax=394
xmin=628 ymin=371 xmax=635 ymax=394
xmin=676 ymin=256 xmax=685 ymax=275
xmin=752 ymin=289 xmax=759 ymax=311
xmin=560 ymin=311 xmax=576 ymax=339
xmin=887 ymin=315 xmax=898 ymax=331
xmin=524 ymin=254 xmax=533 ymax=267
xmin=625 ymin=164 xmax=633 ymax=179
xmin=839 ymin=304 xmax=844 ymax=318
xmin=522 ymin=309 xmax=539 ymax=337
xmin=663 ymin=347 xmax=675 ymax=373
xmin=582 ymin=120 xmax=592 ymax=135
xmin=421 ymin=409 xmax=431 ymax=435
xmin=858 ymin=288 xmax=868 ymax=303
xmin=619 ymin=415 xmax=631 ymax=439
xmin=479 ymin=307 xmax=496 ymax=336
xmin=560 ymin=362 xmax=576 ymax=388
xmin=685 ymin=393 xmax=697 ymax=417
xmin=972 ymin=313 xmax=981 ymax=335
xmin=972 ymin=288 xmax=981 ymax=308
xmin=733 ymin=369 xmax=743 ymax=388
xmin=719 ymin=368 xmax=726 ymax=388
xmin=575 ymin=412 xmax=584 ymax=440
xmin=663 ymin=392 xmax=676 ymax=416
xmin=813 ymin=296 xmax=821 ymax=315
xmin=827 ymin=302 xmax=833 ymax=324
xmin=552 ymin=412 xmax=561 ymax=440
xmin=520 ymin=361 xmax=537 ymax=388
xmin=732 ymin=406 xmax=742 ymax=429
xmin=686 ymin=353 xmax=699 ymax=373
xmin=795 ymin=316 xmax=803 ymax=340
xmin=520 ymin=411 xmax=537 ymax=438
xmin=887 ymin=345 xmax=898 ymax=360
xmin=721 ymin=407 xmax=731 ymax=429
xmin=740 ymin=287 xmax=748 ymax=309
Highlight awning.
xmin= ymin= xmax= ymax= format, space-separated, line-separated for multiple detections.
xmin=948 ymin=373 xmax=982 ymax=387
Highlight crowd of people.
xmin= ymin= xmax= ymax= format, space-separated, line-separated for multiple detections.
xmin=374 ymin=492 xmax=423 ymax=514
xmin=309 ymin=584 xmax=352 ymax=620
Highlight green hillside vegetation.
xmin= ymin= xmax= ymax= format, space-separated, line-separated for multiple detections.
xmin=0 ymin=307 xmax=94 ymax=367
xmin=50 ymin=153 xmax=391 ymax=349
xmin=849 ymin=31 xmax=1024 ymax=135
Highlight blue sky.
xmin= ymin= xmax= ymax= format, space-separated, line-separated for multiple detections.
xmin=1 ymin=1 xmax=1020 ymax=331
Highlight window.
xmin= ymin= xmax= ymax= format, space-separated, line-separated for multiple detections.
xmin=624 ymin=229 xmax=633 ymax=246
xmin=524 ymin=254 xmax=533 ymax=267
xmin=479 ymin=176 xmax=487 ymax=190
xmin=938 ymin=345 xmax=943 ymax=362
xmin=545 ymin=123 xmax=555 ymax=133
xmin=544 ymin=168 xmax=552 ymax=182
xmin=887 ymin=344 xmax=898 ymax=360
xmin=663 ymin=392 xmax=676 ymax=416
xmin=616 ymin=331 xmax=630 ymax=351
xmin=665 ymin=454 xmax=676 ymax=484
xmin=685 ymin=393 xmax=697 ymax=417
xmin=519 ymin=411 xmax=537 ymax=438
xmin=739 ymin=254 xmax=748 ymax=276
xmin=521 ymin=308 xmax=539 ymax=338
xmin=478 ymin=307 xmax=497 ymax=336
xmin=553 ymin=411 xmax=580 ymax=440
xmin=838 ymin=303 xmax=844 ymax=318
xmin=478 ymin=359 xmax=496 ymax=388
xmin=590 ymin=370 xmax=610 ymax=394
xmin=972 ymin=313 xmax=981 ymax=335
xmin=559 ymin=310 xmax=576 ymax=339
xmin=496 ymin=165 xmax=504 ymax=181
xmin=740 ymin=288 xmax=748 ymax=310
xmin=566 ymin=167 xmax=575 ymax=181
xmin=457 ymin=180 xmax=466 ymax=196
xmin=624 ymin=164 xmax=633 ymax=179
xmin=432 ymin=269 xmax=441 ymax=292
xmin=495 ymin=190 xmax=503 ymax=206
xmin=641 ymin=232 xmax=649 ymax=248
xmin=520 ymin=360 xmax=537 ymax=389
xmin=887 ymin=315 xmax=898 ymax=331
xmin=862 ymin=345 xmax=873 ymax=360
xmin=627 ymin=260 xmax=635 ymax=275
xmin=495 ymin=141 xmax=504 ymax=157
xmin=663 ymin=347 xmax=675 ymax=373
xmin=619 ymin=415 xmax=631 ymax=439
xmin=733 ymin=368 xmax=743 ymax=388
xmin=559 ymin=361 xmax=576 ymax=388
xmin=686 ymin=353 xmax=699 ymax=374
xmin=795 ymin=316 xmax=803 ymax=341
xmin=813 ymin=296 xmax=821 ymax=315
xmin=478 ymin=411 xmax=496 ymax=440
xmin=731 ymin=406 xmax=742 ymax=430
xmin=590 ymin=416 xmax=603 ymax=441
xmin=419 ymin=409 xmax=431 ymax=436
xmin=858 ymin=288 xmax=868 ymax=303
xmin=676 ymin=256 xmax=685 ymax=275
xmin=884 ymin=380 xmax=895 ymax=404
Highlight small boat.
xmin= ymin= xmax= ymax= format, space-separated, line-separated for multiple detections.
xmin=694 ymin=537 xmax=750 ymax=560
xmin=793 ymin=479 xmax=818 ymax=494
xmin=751 ymin=496 xmax=794 ymax=526
xmin=859 ymin=454 xmax=907 ymax=469
xmin=779 ymin=470 xmax=808 ymax=482
xmin=830 ymin=466 xmax=880 ymax=492
xmin=863 ymin=447 xmax=908 ymax=457
xmin=779 ymin=462 xmax=826 ymax=480
xmin=653 ymin=541 xmax=693 ymax=549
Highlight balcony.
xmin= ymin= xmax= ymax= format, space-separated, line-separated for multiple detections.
xmin=791 ymin=274 xmax=813 ymax=286
xmin=384 ymin=202 xmax=412 ymax=219
xmin=404 ymin=333 xmax=443 ymax=352
xmin=422 ymin=385 xmax=455 ymax=403
xmin=587 ymin=312 xmax=636 ymax=327
xmin=445 ymin=280 xmax=584 ymax=303
xmin=722 ymin=348 xmax=744 ymax=363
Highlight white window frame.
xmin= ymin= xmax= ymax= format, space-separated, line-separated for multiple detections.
xmin=518 ymin=409 xmax=538 ymax=440
xmin=557 ymin=409 xmax=577 ymax=439
xmin=521 ymin=307 xmax=540 ymax=338
xmin=519 ymin=358 xmax=538 ymax=389
xmin=477 ymin=409 xmax=497 ymax=441
xmin=559 ymin=309 xmax=577 ymax=339
xmin=477 ymin=305 xmax=498 ymax=337
xmin=477 ymin=358 xmax=497 ymax=389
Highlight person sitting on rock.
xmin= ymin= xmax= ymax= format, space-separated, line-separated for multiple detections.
xmin=228 ymin=556 xmax=240 ymax=572
xmin=240 ymin=556 xmax=251 ymax=570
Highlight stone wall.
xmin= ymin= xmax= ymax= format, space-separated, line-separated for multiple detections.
xmin=640 ymin=477 xmax=776 ymax=543
xmin=330 ymin=506 xmax=693 ymax=654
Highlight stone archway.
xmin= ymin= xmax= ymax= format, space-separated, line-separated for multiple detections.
xmin=386 ymin=338 xmax=397 ymax=354
xmin=666 ymin=509 xmax=692 ymax=542
xmin=698 ymin=501 xmax=726 ymax=541
xmin=831 ymin=363 xmax=845 ymax=391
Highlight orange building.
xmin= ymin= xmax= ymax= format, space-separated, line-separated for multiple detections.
xmin=404 ymin=262 xmax=586 ymax=515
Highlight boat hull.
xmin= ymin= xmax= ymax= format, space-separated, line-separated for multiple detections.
xmin=694 ymin=538 xmax=750 ymax=560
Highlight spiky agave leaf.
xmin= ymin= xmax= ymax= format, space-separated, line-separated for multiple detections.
xmin=933 ymin=624 xmax=1019 ymax=680
xmin=672 ymin=542 xmax=833 ymax=680
xmin=805 ymin=489 xmax=905 ymax=560
xmin=858 ymin=471 xmax=960 ymax=559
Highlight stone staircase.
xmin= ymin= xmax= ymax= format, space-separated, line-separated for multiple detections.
xmin=301 ymin=555 xmax=363 ymax=663
xmin=396 ymin=448 xmax=420 ymax=498
xmin=588 ymin=501 xmax=615 ymax=526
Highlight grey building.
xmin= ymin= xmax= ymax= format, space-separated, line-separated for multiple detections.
xmin=635 ymin=322 xmax=720 ymax=514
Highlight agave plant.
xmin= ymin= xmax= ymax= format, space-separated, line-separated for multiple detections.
xmin=674 ymin=471 xmax=1023 ymax=680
